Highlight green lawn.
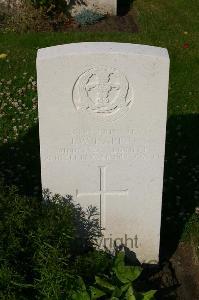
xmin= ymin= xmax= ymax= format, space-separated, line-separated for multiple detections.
xmin=0 ymin=0 xmax=198 ymax=260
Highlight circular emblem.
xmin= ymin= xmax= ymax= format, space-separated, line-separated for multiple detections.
xmin=72 ymin=66 xmax=132 ymax=121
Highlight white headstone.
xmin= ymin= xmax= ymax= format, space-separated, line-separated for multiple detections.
xmin=37 ymin=42 xmax=170 ymax=263
xmin=70 ymin=0 xmax=117 ymax=16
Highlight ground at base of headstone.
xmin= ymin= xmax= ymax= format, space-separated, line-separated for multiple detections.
xmin=170 ymin=242 xmax=199 ymax=300
xmin=137 ymin=242 xmax=199 ymax=299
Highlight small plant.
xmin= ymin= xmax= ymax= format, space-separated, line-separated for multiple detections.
xmin=71 ymin=252 xmax=157 ymax=299
xmin=74 ymin=9 xmax=105 ymax=26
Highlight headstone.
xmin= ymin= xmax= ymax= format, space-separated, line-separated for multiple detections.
xmin=37 ymin=42 xmax=170 ymax=263
xmin=70 ymin=0 xmax=117 ymax=16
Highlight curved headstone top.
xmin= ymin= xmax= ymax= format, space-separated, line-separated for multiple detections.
xmin=37 ymin=42 xmax=169 ymax=61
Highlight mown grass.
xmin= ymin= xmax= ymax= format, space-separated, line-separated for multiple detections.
xmin=0 ymin=0 xmax=198 ymax=260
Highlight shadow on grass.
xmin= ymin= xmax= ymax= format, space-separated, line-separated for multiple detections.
xmin=0 ymin=125 xmax=42 ymax=197
xmin=0 ymin=114 xmax=198 ymax=261
xmin=160 ymin=114 xmax=199 ymax=260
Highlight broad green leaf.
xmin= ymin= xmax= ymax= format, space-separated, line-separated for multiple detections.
xmin=114 ymin=252 xmax=125 ymax=267
xmin=125 ymin=286 xmax=136 ymax=300
xmin=141 ymin=290 xmax=157 ymax=300
xmin=112 ymin=286 xmax=123 ymax=297
xmin=121 ymin=283 xmax=131 ymax=293
xmin=77 ymin=276 xmax=87 ymax=291
xmin=71 ymin=277 xmax=90 ymax=300
xmin=114 ymin=253 xmax=142 ymax=284
xmin=95 ymin=276 xmax=115 ymax=291
xmin=71 ymin=290 xmax=90 ymax=300
xmin=113 ymin=265 xmax=142 ymax=284
xmin=90 ymin=286 xmax=106 ymax=299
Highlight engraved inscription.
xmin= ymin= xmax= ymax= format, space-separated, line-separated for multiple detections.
xmin=42 ymin=129 xmax=161 ymax=162
xmin=73 ymin=66 xmax=133 ymax=120
xmin=76 ymin=166 xmax=128 ymax=228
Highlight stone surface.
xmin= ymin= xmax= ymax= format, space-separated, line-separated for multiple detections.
xmin=70 ymin=0 xmax=117 ymax=16
xmin=37 ymin=42 xmax=170 ymax=263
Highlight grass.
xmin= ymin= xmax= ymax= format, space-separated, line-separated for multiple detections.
xmin=0 ymin=0 xmax=198 ymax=262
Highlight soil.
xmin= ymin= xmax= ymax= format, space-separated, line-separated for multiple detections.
xmin=126 ymin=242 xmax=199 ymax=299
xmin=171 ymin=242 xmax=199 ymax=299
xmin=64 ymin=8 xmax=138 ymax=33
xmin=154 ymin=242 xmax=199 ymax=299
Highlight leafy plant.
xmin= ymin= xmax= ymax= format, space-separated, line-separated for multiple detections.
xmin=0 ymin=184 xmax=157 ymax=299
xmin=74 ymin=9 xmax=105 ymax=26
xmin=71 ymin=252 xmax=157 ymax=299
xmin=0 ymin=183 xmax=102 ymax=299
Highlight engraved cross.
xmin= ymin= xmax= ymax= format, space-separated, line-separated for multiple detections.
xmin=76 ymin=166 xmax=128 ymax=228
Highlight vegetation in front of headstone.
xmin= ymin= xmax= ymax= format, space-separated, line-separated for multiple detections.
xmin=74 ymin=9 xmax=105 ymax=26
xmin=74 ymin=249 xmax=113 ymax=283
xmin=71 ymin=252 xmax=157 ymax=299
xmin=0 ymin=182 xmax=160 ymax=299
xmin=0 ymin=182 xmax=37 ymax=299
xmin=0 ymin=182 xmax=105 ymax=299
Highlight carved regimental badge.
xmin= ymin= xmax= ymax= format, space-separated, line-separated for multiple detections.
xmin=73 ymin=66 xmax=133 ymax=121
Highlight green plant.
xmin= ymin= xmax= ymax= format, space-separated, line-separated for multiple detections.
xmin=74 ymin=250 xmax=113 ymax=282
xmin=0 ymin=183 xmax=102 ymax=298
xmin=71 ymin=252 xmax=157 ymax=299
xmin=74 ymin=9 xmax=105 ymax=26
